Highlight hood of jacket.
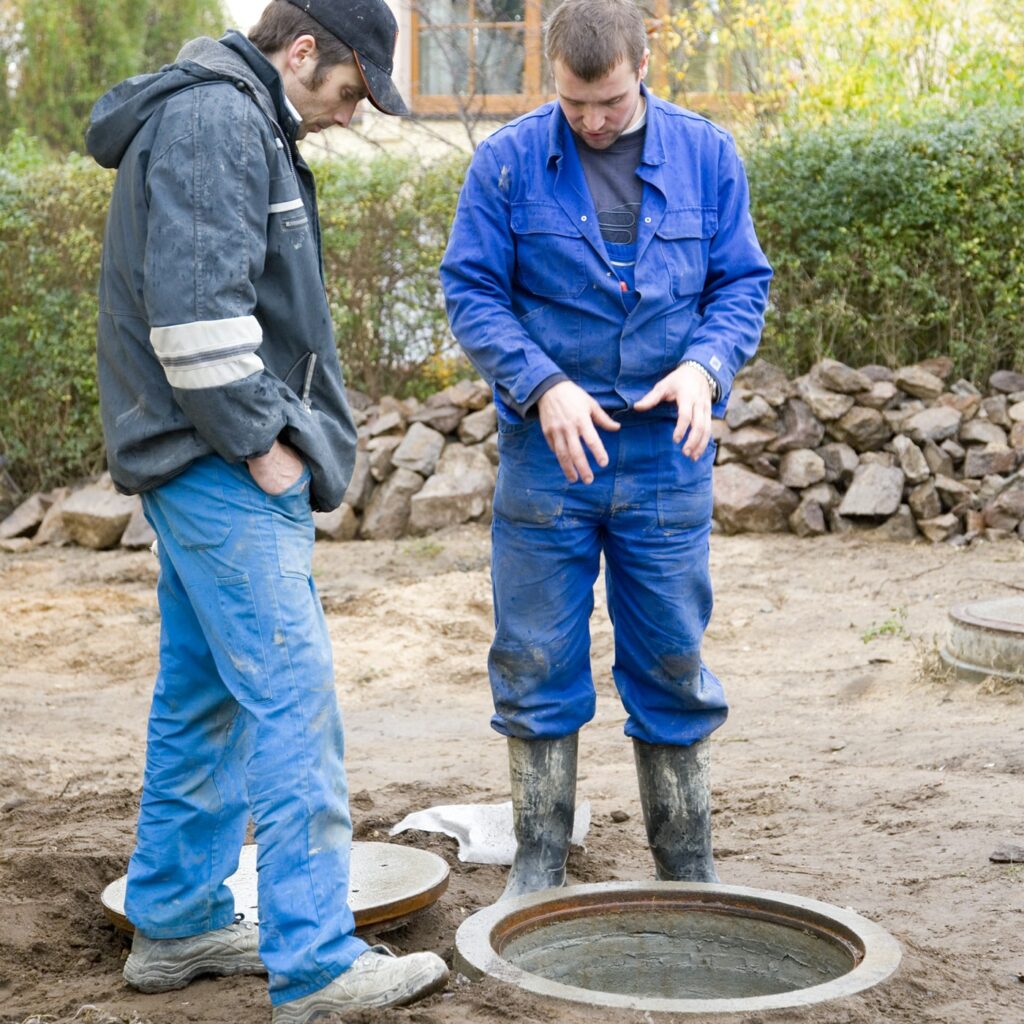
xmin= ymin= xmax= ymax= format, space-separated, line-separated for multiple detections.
xmin=86 ymin=31 xmax=292 ymax=168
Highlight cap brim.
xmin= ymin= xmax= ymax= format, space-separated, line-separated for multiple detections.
xmin=354 ymin=51 xmax=409 ymax=116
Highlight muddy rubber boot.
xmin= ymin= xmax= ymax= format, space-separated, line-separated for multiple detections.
xmin=501 ymin=734 xmax=578 ymax=900
xmin=633 ymin=737 xmax=720 ymax=883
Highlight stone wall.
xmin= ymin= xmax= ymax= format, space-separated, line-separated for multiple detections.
xmin=4 ymin=360 xmax=1024 ymax=553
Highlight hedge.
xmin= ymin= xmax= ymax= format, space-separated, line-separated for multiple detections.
xmin=747 ymin=106 xmax=1024 ymax=381
xmin=2 ymin=106 xmax=1024 ymax=493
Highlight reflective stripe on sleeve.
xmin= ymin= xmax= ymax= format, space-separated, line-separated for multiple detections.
xmin=150 ymin=316 xmax=264 ymax=390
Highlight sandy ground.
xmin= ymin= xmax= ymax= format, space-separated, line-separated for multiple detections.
xmin=0 ymin=527 xmax=1022 ymax=1024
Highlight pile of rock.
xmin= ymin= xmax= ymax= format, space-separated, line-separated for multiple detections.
xmin=0 ymin=378 xmax=500 ymax=553
xmin=714 ymin=357 xmax=1024 ymax=543
xmin=4 ymin=360 xmax=1024 ymax=552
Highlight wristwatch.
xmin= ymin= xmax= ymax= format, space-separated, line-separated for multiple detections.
xmin=681 ymin=360 xmax=720 ymax=402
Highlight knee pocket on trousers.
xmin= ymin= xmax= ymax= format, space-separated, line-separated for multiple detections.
xmin=215 ymin=574 xmax=273 ymax=702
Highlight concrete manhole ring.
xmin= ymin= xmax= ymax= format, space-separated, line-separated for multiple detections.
xmin=455 ymin=881 xmax=902 ymax=1014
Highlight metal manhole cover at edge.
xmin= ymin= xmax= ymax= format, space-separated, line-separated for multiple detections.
xmin=942 ymin=596 xmax=1024 ymax=682
xmin=102 ymin=841 xmax=449 ymax=935
xmin=454 ymin=881 xmax=902 ymax=1014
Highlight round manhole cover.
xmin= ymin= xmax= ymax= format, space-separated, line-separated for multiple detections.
xmin=455 ymin=882 xmax=901 ymax=1014
xmin=942 ymin=596 xmax=1024 ymax=681
xmin=102 ymin=841 xmax=449 ymax=934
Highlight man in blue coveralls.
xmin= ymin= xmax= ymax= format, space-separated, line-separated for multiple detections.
xmin=86 ymin=1 xmax=447 ymax=1019
xmin=441 ymin=0 xmax=772 ymax=898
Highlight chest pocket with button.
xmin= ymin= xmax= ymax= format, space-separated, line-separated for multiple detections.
xmin=511 ymin=202 xmax=589 ymax=300
xmin=655 ymin=207 xmax=718 ymax=301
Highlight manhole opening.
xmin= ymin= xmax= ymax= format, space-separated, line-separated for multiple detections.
xmin=456 ymin=883 xmax=902 ymax=1013
xmin=494 ymin=899 xmax=862 ymax=1000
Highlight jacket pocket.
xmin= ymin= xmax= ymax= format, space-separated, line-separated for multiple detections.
xmin=511 ymin=202 xmax=588 ymax=300
xmin=656 ymin=207 xmax=717 ymax=300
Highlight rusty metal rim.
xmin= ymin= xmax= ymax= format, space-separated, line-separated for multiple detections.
xmin=454 ymin=881 xmax=903 ymax=1014
xmin=101 ymin=841 xmax=449 ymax=935
xmin=948 ymin=601 xmax=1024 ymax=636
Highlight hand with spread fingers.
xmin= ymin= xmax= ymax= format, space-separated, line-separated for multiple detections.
xmin=538 ymin=380 xmax=621 ymax=483
xmin=634 ymin=363 xmax=714 ymax=460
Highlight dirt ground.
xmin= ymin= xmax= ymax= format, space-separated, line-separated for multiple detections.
xmin=0 ymin=526 xmax=1022 ymax=1024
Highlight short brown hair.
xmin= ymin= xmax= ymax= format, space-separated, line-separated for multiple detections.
xmin=249 ymin=0 xmax=354 ymax=87
xmin=544 ymin=0 xmax=647 ymax=81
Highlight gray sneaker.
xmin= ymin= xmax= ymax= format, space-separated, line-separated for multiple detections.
xmin=271 ymin=946 xmax=449 ymax=1023
xmin=123 ymin=918 xmax=264 ymax=993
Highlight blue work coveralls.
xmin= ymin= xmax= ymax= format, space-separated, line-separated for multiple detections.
xmin=440 ymin=86 xmax=772 ymax=746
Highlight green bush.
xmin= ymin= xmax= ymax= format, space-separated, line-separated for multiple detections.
xmin=747 ymin=105 xmax=1024 ymax=380
xmin=0 ymin=136 xmax=110 ymax=494
xmin=315 ymin=152 xmax=469 ymax=399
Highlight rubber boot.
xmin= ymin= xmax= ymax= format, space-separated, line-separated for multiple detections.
xmin=633 ymin=737 xmax=720 ymax=883
xmin=501 ymin=734 xmax=578 ymax=900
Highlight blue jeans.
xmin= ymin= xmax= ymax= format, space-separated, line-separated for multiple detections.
xmin=489 ymin=417 xmax=727 ymax=745
xmin=128 ymin=455 xmax=367 ymax=1005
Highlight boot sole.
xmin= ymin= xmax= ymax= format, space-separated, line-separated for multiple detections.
xmin=124 ymin=954 xmax=266 ymax=993
xmin=272 ymin=963 xmax=449 ymax=1024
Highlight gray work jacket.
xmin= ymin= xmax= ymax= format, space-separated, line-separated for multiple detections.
xmin=86 ymin=31 xmax=356 ymax=511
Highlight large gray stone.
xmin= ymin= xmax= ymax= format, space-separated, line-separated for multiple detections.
xmin=981 ymin=395 xmax=1011 ymax=428
xmin=713 ymin=464 xmax=799 ymax=534
xmin=367 ymin=409 xmax=406 ymax=438
xmin=436 ymin=442 xmax=495 ymax=476
xmin=894 ymin=365 xmax=945 ymax=401
xmin=989 ymin=369 xmax=1024 ymax=394
xmin=904 ymin=405 xmax=963 ymax=444
xmin=795 ymin=377 xmax=855 ymax=422
xmin=922 ymin=439 xmax=955 ymax=477
xmin=0 ymin=493 xmax=51 ymax=539
xmin=859 ymin=364 xmax=895 ymax=383
xmin=343 ymin=451 xmax=375 ymax=511
xmin=409 ymin=403 xmax=467 ymax=435
xmin=409 ymin=463 xmax=496 ymax=534
xmin=314 ymin=504 xmax=359 ymax=541
xmin=890 ymin=434 xmax=930 ymax=484
xmin=458 ymin=404 xmax=498 ymax=445
xmin=811 ymin=358 xmax=872 ymax=394
xmin=360 ymin=469 xmax=425 ymax=540
xmin=838 ymin=464 xmax=905 ymax=518
xmin=33 ymin=488 xmax=72 ymax=547
xmin=816 ymin=442 xmax=859 ymax=485
xmin=917 ymin=355 xmax=954 ymax=381
xmin=963 ymin=446 xmax=1018 ymax=479
xmin=718 ymin=425 xmax=778 ymax=459
xmin=777 ymin=449 xmax=826 ymax=489
xmin=858 ymin=380 xmax=899 ymax=410
xmin=733 ymin=359 xmax=791 ymax=407
xmin=788 ymin=500 xmax=827 ymax=537
xmin=934 ymin=474 xmax=973 ymax=511
xmin=801 ymin=482 xmax=841 ymax=511
xmin=61 ymin=487 xmax=139 ymax=550
xmin=725 ymin=391 xmax=775 ymax=429
xmin=366 ymin=435 xmax=403 ymax=482
xmin=437 ymin=378 xmax=492 ymax=410
xmin=120 ymin=503 xmax=157 ymax=549
xmin=872 ymin=504 xmax=919 ymax=542
xmin=392 ymin=422 xmax=446 ymax=476
xmin=908 ymin=480 xmax=942 ymax=522
xmin=917 ymin=512 xmax=962 ymax=543
xmin=960 ymin=419 xmax=1008 ymax=447
xmin=767 ymin=398 xmax=824 ymax=453
xmin=935 ymin=391 xmax=981 ymax=420
xmin=829 ymin=406 xmax=892 ymax=451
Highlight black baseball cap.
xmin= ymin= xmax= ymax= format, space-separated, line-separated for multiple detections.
xmin=284 ymin=0 xmax=409 ymax=115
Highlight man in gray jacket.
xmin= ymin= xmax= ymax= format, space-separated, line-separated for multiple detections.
xmin=86 ymin=2 xmax=448 ymax=1020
